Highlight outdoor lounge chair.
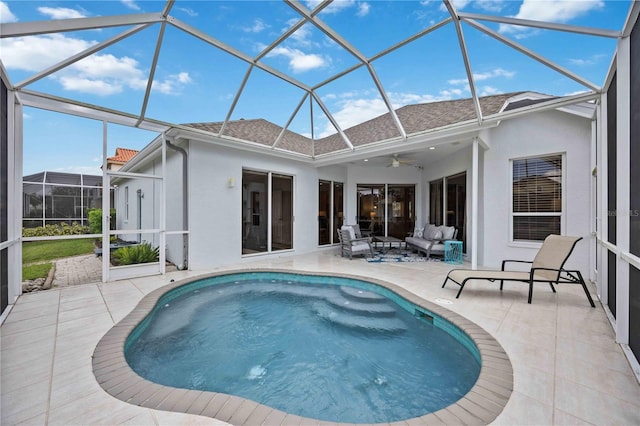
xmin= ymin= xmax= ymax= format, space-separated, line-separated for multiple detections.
xmin=442 ymin=235 xmax=595 ymax=306
xmin=338 ymin=226 xmax=374 ymax=259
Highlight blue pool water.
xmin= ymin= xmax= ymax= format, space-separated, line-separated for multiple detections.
xmin=125 ymin=272 xmax=481 ymax=423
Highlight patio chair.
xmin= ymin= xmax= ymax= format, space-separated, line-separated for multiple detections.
xmin=442 ymin=235 xmax=595 ymax=306
xmin=338 ymin=226 xmax=374 ymax=259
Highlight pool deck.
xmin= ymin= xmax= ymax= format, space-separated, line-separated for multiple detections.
xmin=2 ymin=250 xmax=640 ymax=425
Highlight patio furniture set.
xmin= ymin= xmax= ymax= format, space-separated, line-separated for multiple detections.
xmin=338 ymin=225 xmax=594 ymax=306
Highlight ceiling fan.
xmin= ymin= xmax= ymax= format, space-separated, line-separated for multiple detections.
xmin=386 ymin=154 xmax=416 ymax=168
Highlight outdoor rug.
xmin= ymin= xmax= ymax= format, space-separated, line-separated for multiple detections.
xmin=366 ymin=249 xmax=442 ymax=263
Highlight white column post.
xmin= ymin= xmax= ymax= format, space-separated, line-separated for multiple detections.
xmin=615 ymin=35 xmax=631 ymax=345
xmin=471 ymin=138 xmax=479 ymax=269
xmin=102 ymin=122 xmax=109 ymax=282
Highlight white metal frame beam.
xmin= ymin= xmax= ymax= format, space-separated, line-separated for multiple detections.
xmin=0 ymin=13 xmax=162 ymax=37
xmin=457 ymin=12 xmax=621 ymax=38
xmin=286 ymin=0 xmax=406 ymax=141
xmin=443 ymin=0 xmax=483 ymax=124
xmin=464 ymin=19 xmax=601 ymax=92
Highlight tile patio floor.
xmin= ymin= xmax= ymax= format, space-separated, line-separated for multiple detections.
xmin=2 ymin=250 xmax=639 ymax=425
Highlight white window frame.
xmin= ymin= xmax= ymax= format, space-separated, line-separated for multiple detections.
xmin=509 ymin=152 xmax=566 ymax=247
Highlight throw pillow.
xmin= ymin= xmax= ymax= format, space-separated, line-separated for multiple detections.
xmin=414 ymin=226 xmax=424 ymax=238
xmin=423 ymin=224 xmax=435 ymax=240
xmin=433 ymin=230 xmax=443 ymax=241
xmin=442 ymin=226 xmax=455 ymax=240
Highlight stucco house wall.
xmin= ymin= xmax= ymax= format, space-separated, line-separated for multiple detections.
xmin=480 ymin=109 xmax=592 ymax=273
xmin=186 ymin=142 xmax=326 ymax=270
xmin=112 ymin=104 xmax=593 ymax=278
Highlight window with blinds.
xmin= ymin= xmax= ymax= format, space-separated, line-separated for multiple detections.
xmin=512 ymin=154 xmax=563 ymax=241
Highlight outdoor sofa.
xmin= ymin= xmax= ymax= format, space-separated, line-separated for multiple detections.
xmin=405 ymin=224 xmax=457 ymax=259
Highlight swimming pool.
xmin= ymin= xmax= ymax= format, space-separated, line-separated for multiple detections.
xmin=93 ymin=270 xmax=513 ymax=425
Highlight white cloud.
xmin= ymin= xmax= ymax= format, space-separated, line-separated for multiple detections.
xmin=285 ymin=20 xmax=314 ymax=47
xmin=58 ymin=76 xmax=123 ymax=96
xmin=500 ymin=0 xmax=604 ymax=37
xmin=0 ymin=34 xmax=96 ymax=71
xmin=307 ymin=0 xmax=356 ymax=14
xmin=38 ymin=7 xmax=87 ymax=20
xmin=121 ymin=0 xmax=140 ymax=11
xmin=357 ymin=3 xmax=371 ymax=17
xmin=152 ymin=72 xmax=193 ymax=95
xmin=569 ymin=53 xmax=607 ymax=67
xmin=479 ymin=85 xmax=499 ymax=96
xmin=242 ymin=18 xmax=269 ymax=33
xmin=0 ymin=1 xmax=17 ymax=23
xmin=435 ymin=0 xmax=507 ymax=13
xmin=268 ymin=46 xmax=328 ymax=73
xmin=1 ymin=34 xmax=191 ymax=96
xmin=448 ymin=68 xmax=515 ymax=85
xmin=176 ymin=7 xmax=198 ymax=17
xmin=475 ymin=0 xmax=507 ymax=13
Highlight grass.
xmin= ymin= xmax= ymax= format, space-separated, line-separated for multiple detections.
xmin=23 ymin=262 xmax=53 ymax=281
xmin=22 ymin=238 xmax=96 ymax=264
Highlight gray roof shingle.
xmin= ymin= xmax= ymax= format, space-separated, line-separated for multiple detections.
xmin=182 ymin=92 xmax=523 ymax=157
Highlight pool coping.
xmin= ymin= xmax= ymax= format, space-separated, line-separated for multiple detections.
xmin=92 ymin=269 xmax=513 ymax=426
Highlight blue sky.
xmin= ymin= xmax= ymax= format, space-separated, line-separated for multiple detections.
xmin=0 ymin=0 xmax=632 ymax=175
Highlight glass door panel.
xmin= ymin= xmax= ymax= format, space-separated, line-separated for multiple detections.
xmin=387 ymin=185 xmax=415 ymax=239
xmin=430 ymin=180 xmax=444 ymax=226
xmin=447 ymin=172 xmax=466 ymax=250
xmin=357 ymin=185 xmax=385 ymax=237
xmin=242 ymin=170 xmax=268 ymax=254
xmin=272 ymin=174 xmax=293 ymax=251
xmin=318 ymin=180 xmax=331 ymax=245
xmin=333 ymin=182 xmax=344 ymax=243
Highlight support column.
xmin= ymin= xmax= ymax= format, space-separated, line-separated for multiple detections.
xmin=472 ymin=138 xmax=479 ymax=269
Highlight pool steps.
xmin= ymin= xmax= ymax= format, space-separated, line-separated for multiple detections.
xmin=313 ymin=286 xmax=408 ymax=333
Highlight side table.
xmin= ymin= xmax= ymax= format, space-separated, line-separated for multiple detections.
xmin=444 ymin=240 xmax=463 ymax=264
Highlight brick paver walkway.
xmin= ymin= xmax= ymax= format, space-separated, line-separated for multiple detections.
xmin=52 ymin=254 xmax=102 ymax=287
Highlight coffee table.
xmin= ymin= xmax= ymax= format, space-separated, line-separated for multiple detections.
xmin=373 ymin=236 xmax=403 ymax=253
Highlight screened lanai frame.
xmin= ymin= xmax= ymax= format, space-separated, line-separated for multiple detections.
xmin=0 ymin=0 xmax=637 ymax=292
xmin=0 ymin=0 xmax=626 ymax=157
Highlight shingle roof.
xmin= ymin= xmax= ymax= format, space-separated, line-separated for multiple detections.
xmin=183 ymin=92 xmax=523 ymax=157
xmin=107 ymin=147 xmax=139 ymax=165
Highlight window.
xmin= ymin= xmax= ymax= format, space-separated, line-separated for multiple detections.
xmin=512 ymin=154 xmax=563 ymax=242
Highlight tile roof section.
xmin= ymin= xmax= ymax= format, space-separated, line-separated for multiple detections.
xmin=107 ymin=147 xmax=139 ymax=165
xmin=182 ymin=93 xmax=524 ymax=157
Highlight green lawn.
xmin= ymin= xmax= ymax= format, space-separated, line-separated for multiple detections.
xmin=22 ymin=238 xmax=96 ymax=264
xmin=23 ymin=262 xmax=53 ymax=281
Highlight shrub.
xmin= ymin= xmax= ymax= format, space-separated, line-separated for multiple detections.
xmin=87 ymin=208 xmax=116 ymax=234
xmin=112 ymin=242 xmax=159 ymax=266
xmin=22 ymin=222 xmax=89 ymax=237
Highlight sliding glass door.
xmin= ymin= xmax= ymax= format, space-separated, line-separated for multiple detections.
xmin=242 ymin=170 xmax=293 ymax=254
xmin=430 ymin=172 xmax=466 ymax=250
xmin=318 ymin=180 xmax=343 ymax=245
xmin=357 ymin=184 xmax=415 ymax=239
